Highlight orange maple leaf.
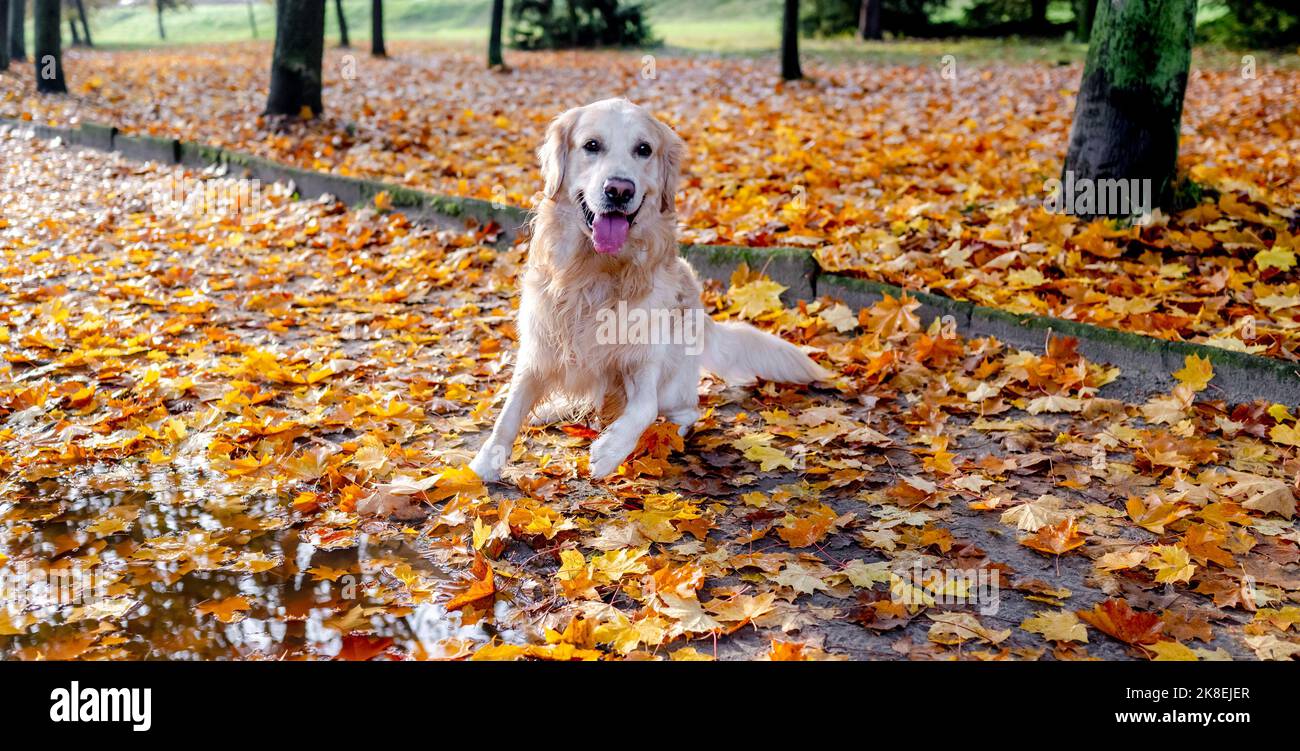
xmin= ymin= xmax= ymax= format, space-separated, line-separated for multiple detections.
xmin=446 ymin=554 xmax=496 ymax=611
xmin=1020 ymin=518 xmax=1086 ymax=556
xmin=1077 ymin=599 xmax=1164 ymax=645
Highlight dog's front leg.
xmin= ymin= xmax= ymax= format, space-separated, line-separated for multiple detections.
xmin=588 ymin=362 xmax=660 ymax=478
xmin=469 ymin=370 xmax=543 ymax=482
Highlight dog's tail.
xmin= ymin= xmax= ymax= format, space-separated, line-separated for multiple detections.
xmin=702 ymin=317 xmax=831 ymax=385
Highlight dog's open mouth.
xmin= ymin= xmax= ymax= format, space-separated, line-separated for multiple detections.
xmin=578 ymin=191 xmax=639 ymax=255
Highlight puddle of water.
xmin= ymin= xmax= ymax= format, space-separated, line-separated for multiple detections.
xmin=0 ymin=463 xmax=523 ymax=660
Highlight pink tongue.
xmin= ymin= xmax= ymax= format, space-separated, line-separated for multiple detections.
xmin=592 ymin=214 xmax=630 ymax=254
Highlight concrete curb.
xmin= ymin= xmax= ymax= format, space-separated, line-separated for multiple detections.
xmin=1 ymin=117 xmax=532 ymax=243
xmin=680 ymin=244 xmax=818 ymax=303
xmin=818 ymin=273 xmax=1300 ymax=404
xmin=5 ymin=117 xmax=1297 ymax=404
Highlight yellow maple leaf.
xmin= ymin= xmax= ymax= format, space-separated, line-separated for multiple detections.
xmin=1148 ymin=640 xmax=1199 ymax=661
xmin=1270 ymin=422 xmax=1300 ymax=448
xmin=1095 ymin=548 xmax=1149 ymax=572
xmin=819 ymin=302 xmax=858 ymax=333
xmin=428 ymin=465 xmax=487 ymax=503
xmin=928 ymin=612 xmax=1011 ymax=645
xmin=1021 ymin=610 xmax=1088 ymax=643
xmin=592 ymin=614 xmax=668 ymax=654
xmin=670 ymin=646 xmax=715 ymax=661
xmin=744 ymin=443 xmax=797 ymax=472
xmin=728 ymin=279 xmax=786 ymax=319
xmin=1172 ymin=354 xmax=1214 ymax=392
xmin=1146 ymin=545 xmax=1196 ymax=584
xmin=591 ymin=547 xmax=650 ymax=582
xmin=1254 ymin=246 xmax=1296 ymax=272
xmin=735 ymin=432 xmax=797 ymax=471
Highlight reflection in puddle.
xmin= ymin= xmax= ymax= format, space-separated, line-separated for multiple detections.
xmin=1 ymin=465 xmax=526 ymax=660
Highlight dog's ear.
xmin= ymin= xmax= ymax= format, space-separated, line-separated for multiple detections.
xmin=539 ymin=108 xmax=579 ymax=200
xmin=652 ymin=117 xmax=686 ymax=215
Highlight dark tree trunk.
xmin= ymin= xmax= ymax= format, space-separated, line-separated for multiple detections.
xmin=334 ymin=0 xmax=349 ymax=47
xmin=592 ymin=0 xmax=618 ymax=44
xmin=266 ymin=0 xmax=326 ymax=117
xmin=1075 ymin=0 xmax=1098 ymax=41
xmin=1029 ymin=0 xmax=1048 ymax=32
xmin=75 ymin=0 xmax=91 ymax=46
xmin=487 ymin=0 xmax=504 ymax=67
xmin=0 ymin=0 xmax=9 ymax=71
xmin=1063 ymin=0 xmax=1195 ymax=213
xmin=156 ymin=0 xmax=165 ymax=39
xmin=69 ymin=17 xmax=81 ymax=46
xmin=781 ymin=0 xmax=801 ymax=81
xmin=10 ymin=0 xmax=26 ymax=61
xmin=858 ymin=0 xmax=881 ymax=40
xmin=370 ymin=0 xmax=385 ymax=57
xmin=34 ymin=0 xmax=66 ymax=93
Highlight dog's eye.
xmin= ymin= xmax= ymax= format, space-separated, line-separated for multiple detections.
xmin=583 ymin=139 xmax=601 ymax=153
xmin=635 ymin=142 xmax=653 ymax=158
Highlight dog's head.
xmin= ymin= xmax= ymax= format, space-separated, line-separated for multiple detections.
xmin=538 ymin=98 xmax=685 ymax=255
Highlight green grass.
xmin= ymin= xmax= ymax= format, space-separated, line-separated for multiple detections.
xmin=81 ymin=0 xmax=492 ymax=48
xmin=23 ymin=0 xmax=1298 ymax=69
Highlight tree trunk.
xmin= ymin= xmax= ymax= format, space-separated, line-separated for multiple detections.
xmin=69 ymin=17 xmax=81 ymax=46
xmin=592 ymin=0 xmax=618 ymax=45
xmin=34 ymin=0 xmax=66 ymax=93
xmin=75 ymin=0 xmax=92 ymax=46
xmin=1075 ymin=0 xmax=1097 ymax=41
xmin=334 ymin=0 xmax=349 ymax=47
xmin=487 ymin=0 xmax=504 ymax=67
xmin=156 ymin=0 xmax=165 ymax=39
xmin=266 ymin=0 xmax=326 ymax=117
xmin=858 ymin=0 xmax=881 ymax=40
xmin=781 ymin=0 xmax=801 ymax=81
xmin=0 ymin=0 xmax=9 ymax=71
xmin=1029 ymin=0 xmax=1048 ymax=32
xmin=370 ymin=0 xmax=385 ymax=57
xmin=247 ymin=0 xmax=257 ymax=38
xmin=10 ymin=0 xmax=26 ymax=61
xmin=1063 ymin=0 xmax=1195 ymax=213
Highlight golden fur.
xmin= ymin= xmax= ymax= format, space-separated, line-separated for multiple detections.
xmin=469 ymin=99 xmax=828 ymax=482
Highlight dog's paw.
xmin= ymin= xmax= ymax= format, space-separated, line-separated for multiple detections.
xmin=587 ymin=436 xmax=628 ymax=479
xmin=468 ymin=446 xmax=503 ymax=483
xmin=664 ymin=409 xmax=699 ymax=438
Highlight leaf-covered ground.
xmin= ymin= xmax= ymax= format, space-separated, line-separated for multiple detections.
xmin=3 ymin=44 xmax=1298 ymax=360
xmin=1 ymin=131 xmax=1297 ymax=660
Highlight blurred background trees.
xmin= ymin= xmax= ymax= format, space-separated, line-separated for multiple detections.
xmin=508 ymin=0 xmax=654 ymax=49
xmin=1200 ymin=0 xmax=1299 ymax=47
xmin=797 ymin=0 xmax=1297 ymax=45
xmin=802 ymin=0 xmax=942 ymax=39
xmin=153 ymin=0 xmax=190 ymax=40
xmin=4 ymin=1 xmax=1293 ymax=53
xmin=0 ymin=0 xmax=9 ymax=68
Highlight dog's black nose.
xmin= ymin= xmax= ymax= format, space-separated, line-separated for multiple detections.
xmin=603 ymin=178 xmax=636 ymax=206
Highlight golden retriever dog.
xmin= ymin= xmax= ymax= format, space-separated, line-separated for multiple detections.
xmin=469 ymin=98 xmax=829 ymax=482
